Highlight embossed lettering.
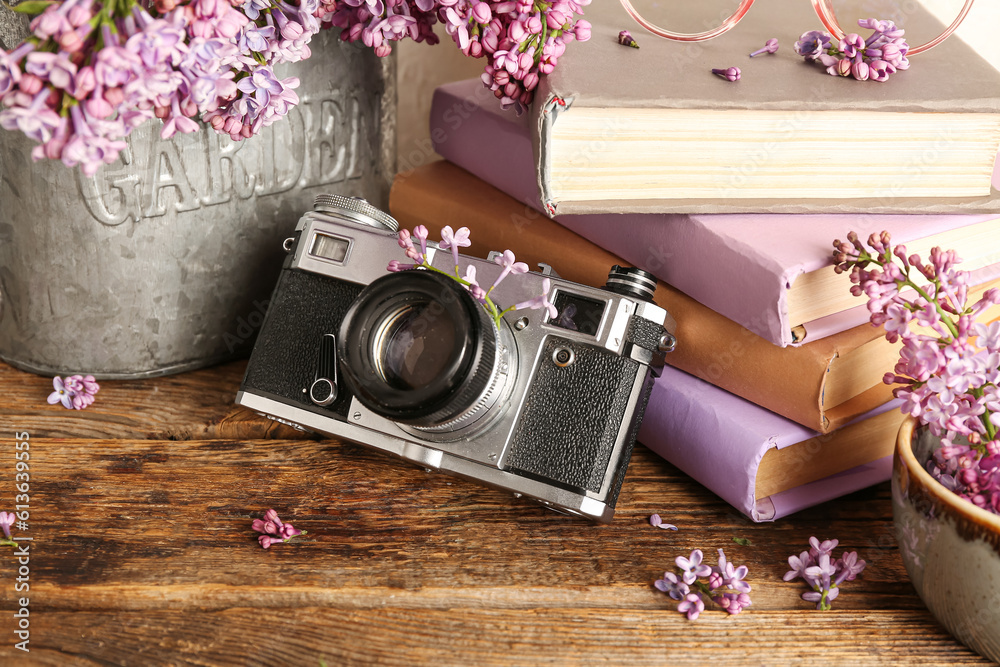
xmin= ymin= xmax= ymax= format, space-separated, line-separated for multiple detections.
xmin=144 ymin=136 xmax=201 ymax=218
xmin=256 ymin=106 xmax=304 ymax=197
xmin=203 ymin=131 xmax=256 ymax=204
xmin=77 ymin=81 xmax=380 ymax=224
xmin=305 ymin=90 xmax=347 ymax=187
xmin=77 ymin=143 xmax=143 ymax=226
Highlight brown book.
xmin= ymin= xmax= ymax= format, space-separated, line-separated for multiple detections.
xmin=389 ymin=161 xmax=1000 ymax=432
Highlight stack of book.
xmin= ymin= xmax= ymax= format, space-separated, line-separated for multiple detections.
xmin=388 ymin=1 xmax=1000 ymax=521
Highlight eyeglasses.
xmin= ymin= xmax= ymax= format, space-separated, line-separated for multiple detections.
xmin=619 ymin=0 xmax=975 ymax=55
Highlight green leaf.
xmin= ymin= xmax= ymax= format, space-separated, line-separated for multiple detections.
xmin=732 ymin=537 xmax=752 ymax=547
xmin=11 ymin=0 xmax=58 ymax=14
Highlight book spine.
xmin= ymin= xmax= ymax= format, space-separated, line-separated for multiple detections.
xmin=388 ymin=162 xmax=891 ymax=433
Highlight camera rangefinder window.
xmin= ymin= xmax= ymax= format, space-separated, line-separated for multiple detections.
xmin=374 ymin=302 xmax=459 ymax=390
xmin=550 ymin=292 xmax=606 ymax=336
xmin=310 ymin=233 xmax=351 ymax=263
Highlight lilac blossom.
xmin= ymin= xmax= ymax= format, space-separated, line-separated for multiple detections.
xmin=793 ymin=30 xmax=831 ymax=60
xmin=834 ymin=230 xmax=1000 ymax=513
xmin=676 ymin=549 xmax=712 ymax=585
xmin=1 ymin=0 xmax=321 ymax=174
xmin=388 ymin=226 xmax=559 ymax=327
xmin=676 ymin=593 xmax=705 ymax=620
xmin=648 ymin=513 xmax=677 ymax=530
xmin=749 ymin=38 xmax=778 ymax=57
xmin=326 ymin=0 xmax=591 ymax=113
xmin=47 ymin=376 xmax=76 ymax=409
xmin=46 ymin=373 xmax=101 ymax=410
xmin=252 ymin=508 xmax=306 ymax=548
xmin=0 ymin=512 xmax=13 ymax=540
xmin=784 ymin=538 xmax=865 ymax=610
xmin=710 ymin=67 xmax=741 ymax=82
xmin=514 ymin=278 xmax=557 ymax=319
xmin=797 ymin=18 xmax=909 ymax=82
xmin=439 ymin=225 xmax=471 ymax=270
xmin=654 ymin=572 xmax=689 ymax=600
xmin=655 ymin=546 xmax=752 ymax=619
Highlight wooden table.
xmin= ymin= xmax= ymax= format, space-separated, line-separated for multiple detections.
xmin=0 ymin=359 xmax=990 ymax=665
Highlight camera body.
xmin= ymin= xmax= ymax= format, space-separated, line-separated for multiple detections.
xmin=236 ymin=195 xmax=675 ymax=522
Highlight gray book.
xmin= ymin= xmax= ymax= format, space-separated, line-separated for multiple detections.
xmin=531 ymin=0 xmax=1000 ymax=215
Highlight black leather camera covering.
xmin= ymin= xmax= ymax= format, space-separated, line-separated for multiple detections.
xmin=505 ymin=336 xmax=645 ymax=500
xmin=242 ymin=269 xmax=364 ymax=420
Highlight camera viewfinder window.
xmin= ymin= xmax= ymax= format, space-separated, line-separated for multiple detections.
xmin=550 ymin=292 xmax=606 ymax=336
xmin=310 ymin=233 xmax=351 ymax=263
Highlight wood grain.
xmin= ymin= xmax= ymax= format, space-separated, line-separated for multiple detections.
xmin=0 ymin=360 xmax=991 ymax=665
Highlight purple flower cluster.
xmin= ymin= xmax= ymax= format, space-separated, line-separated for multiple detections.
xmin=833 ymin=231 xmax=1000 ymax=514
xmin=654 ymin=548 xmax=752 ymax=619
xmin=252 ymin=508 xmax=305 ymax=548
xmin=783 ymin=537 xmax=865 ymax=610
xmin=795 ymin=18 xmax=909 ymax=82
xmin=389 ymin=224 xmax=556 ymax=325
xmin=46 ymin=374 xmax=100 ymax=410
xmin=325 ymin=0 xmax=591 ymax=112
xmin=1 ymin=0 xmax=318 ymax=175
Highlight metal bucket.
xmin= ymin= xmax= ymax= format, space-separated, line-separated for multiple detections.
xmin=0 ymin=9 xmax=396 ymax=378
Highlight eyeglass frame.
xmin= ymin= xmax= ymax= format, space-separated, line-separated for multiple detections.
xmin=618 ymin=0 xmax=975 ymax=55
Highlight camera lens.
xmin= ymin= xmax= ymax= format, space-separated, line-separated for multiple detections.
xmin=338 ymin=271 xmax=503 ymax=428
xmin=373 ymin=302 xmax=459 ymax=390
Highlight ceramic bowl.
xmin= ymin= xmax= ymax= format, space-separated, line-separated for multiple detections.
xmin=892 ymin=418 xmax=1000 ymax=662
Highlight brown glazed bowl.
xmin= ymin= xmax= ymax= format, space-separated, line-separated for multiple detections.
xmin=893 ymin=417 xmax=1000 ymax=662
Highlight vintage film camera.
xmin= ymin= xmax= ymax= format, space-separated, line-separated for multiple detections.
xmin=236 ymin=195 xmax=676 ymax=522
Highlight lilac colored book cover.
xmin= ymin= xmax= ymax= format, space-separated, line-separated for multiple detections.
xmin=638 ymin=366 xmax=900 ymax=522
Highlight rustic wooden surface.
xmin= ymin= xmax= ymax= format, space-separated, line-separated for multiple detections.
xmin=0 ymin=359 xmax=991 ymax=666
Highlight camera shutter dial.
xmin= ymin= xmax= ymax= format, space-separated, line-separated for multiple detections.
xmin=309 ymin=333 xmax=339 ymax=407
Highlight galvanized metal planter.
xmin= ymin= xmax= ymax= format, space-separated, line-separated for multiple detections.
xmin=0 ymin=11 xmax=396 ymax=378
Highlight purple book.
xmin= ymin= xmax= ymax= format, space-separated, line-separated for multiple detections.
xmin=639 ymin=366 xmax=903 ymax=522
xmin=431 ymin=80 xmax=1000 ymax=347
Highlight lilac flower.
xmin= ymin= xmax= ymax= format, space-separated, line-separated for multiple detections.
xmin=413 ymin=225 xmax=429 ymax=258
xmin=783 ymin=550 xmax=813 ymax=581
xmin=802 ymin=586 xmax=839 ymax=609
xmin=808 ymin=536 xmax=839 ymax=558
xmin=252 ymin=508 xmax=305 ymax=548
xmin=439 ymin=225 xmax=471 ymax=270
xmin=749 ymin=38 xmax=779 ymax=57
xmin=387 ymin=260 xmax=416 ymax=272
xmin=617 ymin=30 xmax=639 ymax=49
xmin=794 ymin=30 xmax=831 ymax=60
xmin=490 ymin=249 xmax=529 ymax=290
xmin=0 ymin=512 xmax=14 ymax=540
xmin=868 ymin=59 xmax=895 ymax=82
xmin=242 ymin=0 xmax=271 ymax=20
xmin=654 ymin=572 xmax=689 ymax=600
xmin=514 ymin=278 xmax=558 ymax=319
xmin=648 ymin=513 xmax=677 ymax=530
xmin=676 ymin=549 xmax=712 ymax=585
xmin=834 ymin=551 xmax=866 ymax=584
xmin=785 ymin=538 xmax=863 ymax=610
xmin=676 ymin=593 xmax=705 ymax=620
xmin=711 ymin=67 xmax=741 ymax=82
xmin=714 ymin=592 xmax=752 ymax=615
xmin=47 ymin=376 xmax=75 ymax=409
xmin=804 ymin=553 xmax=837 ymax=588
xmin=839 ymin=33 xmax=865 ymax=58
